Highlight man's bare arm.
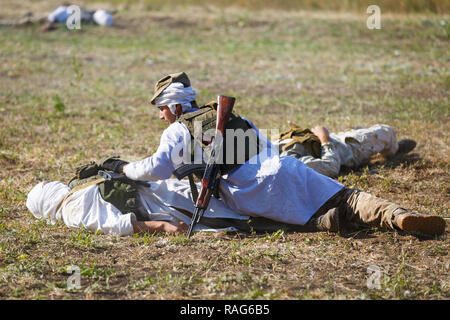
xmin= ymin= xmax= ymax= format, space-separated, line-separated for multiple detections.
xmin=131 ymin=216 xmax=188 ymax=234
xmin=311 ymin=126 xmax=331 ymax=143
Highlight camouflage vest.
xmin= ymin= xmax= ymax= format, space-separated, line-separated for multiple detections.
xmin=68 ymin=161 xmax=149 ymax=221
xmin=178 ymin=101 xmax=262 ymax=175
xmin=277 ymin=123 xmax=322 ymax=158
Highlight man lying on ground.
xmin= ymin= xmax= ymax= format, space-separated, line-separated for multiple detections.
xmin=26 ymin=178 xmax=250 ymax=236
xmin=273 ymin=123 xmax=416 ymax=178
xmin=98 ymin=72 xmax=445 ymax=237
xmin=26 ymin=172 xmax=445 ymax=237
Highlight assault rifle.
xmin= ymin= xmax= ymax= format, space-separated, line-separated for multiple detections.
xmin=173 ymin=95 xmax=236 ymax=238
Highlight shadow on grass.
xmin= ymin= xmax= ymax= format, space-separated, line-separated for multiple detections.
xmin=219 ymin=227 xmax=425 ymax=241
xmin=339 ymin=152 xmax=424 ymax=178
xmin=331 ymin=224 xmax=443 ymax=241
xmin=381 ymin=152 xmax=424 ymax=170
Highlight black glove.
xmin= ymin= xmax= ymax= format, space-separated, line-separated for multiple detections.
xmin=100 ymin=156 xmax=129 ymax=174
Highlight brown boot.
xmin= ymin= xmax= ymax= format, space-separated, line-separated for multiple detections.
xmin=396 ymin=139 xmax=416 ymax=155
xmin=393 ymin=212 xmax=446 ymax=235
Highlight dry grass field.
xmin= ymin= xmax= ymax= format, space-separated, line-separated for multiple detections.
xmin=0 ymin=1 xmax=449 ymax=301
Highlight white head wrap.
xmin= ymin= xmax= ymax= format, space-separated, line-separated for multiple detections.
xmin=26 ymin=181 xmax=70 ymax=224
xmin=155 ymin=82 xmax=196 ymax=115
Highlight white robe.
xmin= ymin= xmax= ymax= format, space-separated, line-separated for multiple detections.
xmin=124 ymin=119 xmax=344 ymax=226
xmin=59 ymin=183 xmax=134 ymax=235
xmin=58 ymin=179 xmax=246 ymax=236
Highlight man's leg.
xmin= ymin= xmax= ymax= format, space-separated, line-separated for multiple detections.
xmin=306 ymin=189 xmax=347 ymax=232
xmin=340 ymin=188 xmax=404 ymax=230
xmin=338 ymin=188 xmax=445 ymax=235
xmin=345 ymin=124 xmax=399 ymax=166
xmin=310 ymin=187 xmax=445 ymax=235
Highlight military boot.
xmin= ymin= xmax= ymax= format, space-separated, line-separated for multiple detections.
xmin=396 ymin=139 xmax=416 ymax=155
xmin=393 ymin=212 xmax=445 ymax=236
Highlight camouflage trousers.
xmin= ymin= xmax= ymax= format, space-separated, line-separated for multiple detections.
xmin=306 ymin=187 xmax=408 ymax=232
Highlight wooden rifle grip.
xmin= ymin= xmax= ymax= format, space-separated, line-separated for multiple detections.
xmin=195 ymin=181 xmax=208 ymax=208
xmin=216 ymin=95 xmax=235 ymax=135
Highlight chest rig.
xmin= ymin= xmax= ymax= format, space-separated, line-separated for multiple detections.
xmin=178 ymin=101 xmax=262 ymax=176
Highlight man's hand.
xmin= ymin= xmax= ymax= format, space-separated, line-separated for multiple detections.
xmin=132 ymin=219 xmax=189 ymax=234
xmin=100 ymin=156 xmax=129 ymax=174
xmin=311 ymin=126 xmax=331 ymax=144
xmin=158 ymin=220 xmax=189 ymax=233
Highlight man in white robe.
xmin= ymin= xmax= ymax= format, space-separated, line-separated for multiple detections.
xmin=26 ymin=179 xmax=249 ymax=236
xmin=100 ymin=72 xmax=445 ymax=236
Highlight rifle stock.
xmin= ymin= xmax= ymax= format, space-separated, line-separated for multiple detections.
xmin=215 ymin=95 xmax=235 ymax=137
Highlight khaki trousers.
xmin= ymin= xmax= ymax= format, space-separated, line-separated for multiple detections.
xmin=309 ymin=187 xmax=408 ymax=232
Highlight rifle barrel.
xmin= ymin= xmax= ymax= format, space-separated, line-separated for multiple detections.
xmin=187 ymin=207 xmax=202 ymax=238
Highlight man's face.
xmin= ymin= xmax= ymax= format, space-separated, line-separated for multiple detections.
xmin=159 ymin=106 xmax=176 ymax=125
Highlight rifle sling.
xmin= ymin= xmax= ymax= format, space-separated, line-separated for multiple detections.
xmin=188 ymin=174 xmax=199 ymax=204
